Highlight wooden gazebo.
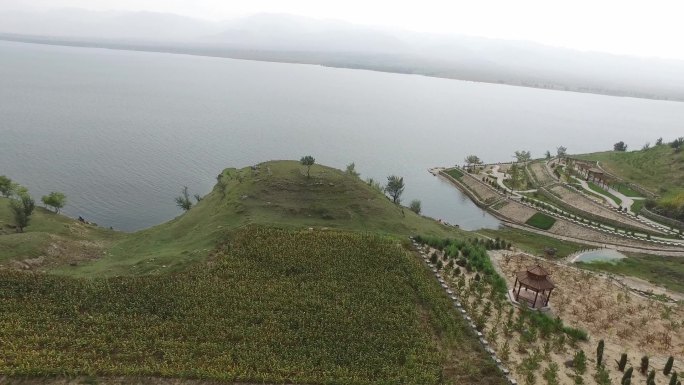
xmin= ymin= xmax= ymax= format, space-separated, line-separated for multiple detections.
xmin=512 ymin=265 xmax=555 ymax=309
xmin=587 ymin=168 xmax=605 ymax=184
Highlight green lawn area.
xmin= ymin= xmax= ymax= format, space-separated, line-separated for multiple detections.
xmin=0 ymin=227 xmax=506 ymax=385
xmin=631 ymin=199 xmax=645 ymax=214
xmin=587 ymin=181 xmax=622 ymax=206
xmin=577 ymin=253 xmax=684 ymax=294
xmin=445 ymin=168 xmax=464 ymax=179
xmin=478 ymin=227 xmax=585 ymax=258
xmin=613 ymin=183 xmax=644 ymax=198
xmin=525 ymin=212 xmax=556 ymax=230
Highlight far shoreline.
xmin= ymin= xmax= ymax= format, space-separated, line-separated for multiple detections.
xmin=1 ymin=34 xmax=682 ymax=103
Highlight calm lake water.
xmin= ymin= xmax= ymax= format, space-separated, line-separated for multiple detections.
xmin=2 ymin=41 xmax=683 ymax=232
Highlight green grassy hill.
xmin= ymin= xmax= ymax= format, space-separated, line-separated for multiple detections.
xmin=2 ymin=161 xmax=466 ymax=277
xmin=0 ymin=161 xmax=506 ymax=385
xmin=577 ymin=144 xmax=684 ymax=208
xmin=0 ymin=200 xmax=122 ymax=267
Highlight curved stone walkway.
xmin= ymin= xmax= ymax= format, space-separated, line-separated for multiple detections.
xmin=490 ymin=165 xmax=537 ymax=195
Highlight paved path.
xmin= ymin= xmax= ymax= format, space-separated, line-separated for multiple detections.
xmin=570 ymin=176 xmax=672 ymax=233
xmin=490 ymin=165 xmax=537 ymax=196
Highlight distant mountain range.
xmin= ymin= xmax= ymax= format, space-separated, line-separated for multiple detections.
xmin=2 ymin=9 xmax=684 ymax=101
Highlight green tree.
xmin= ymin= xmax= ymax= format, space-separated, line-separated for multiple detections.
xmin=514 ymin=150 xmax=532 ymax=164
xmin=617 ymin=353 xmax=628 ymax=371
xmin=409 ymin=199 xmax=421 ymax=214
xmin=345 ymin=162 xmax=360 ymax=177
xmin=640 ymin=356 xmax=649 ymax=375
xmin=174 ymin=186 xmax=193 ymax=211
xmin=664 ymin=356 xmax=674 ymax=375
xmin=10 ymin=194 xmax=35 ymax=232
xmin=300 ymin=155 xmax=315 ymax=178
xmin=385 ymin=175 xmax=405 ymax=204
xmin=41 ymin=191 xmax=67 ymax=213
xmin=614 ymin=141 xmax=628 ymax=151
xmin=656 ymin=137 xmax=663 ymax=145
xmin=647 ymin=369 xmax=656 ymax=385
xmin=544 ymin=150 xmax=552 ymax=160
xmin=556 ymin=146 xmax=567 ymax=158
xmin=464 ymin=155 xmax=482 ymax=172
xmin=621 ymin=367 xmax=633 ymax=385
xmin=0 ymin=175 xmax=14 ymax=197
xmin=668 ymin=372 xmax=678 ymax=385
xmin=596 ymin=339 xmax=605 ymax=367
xmin=671 ymin=137 xmax=684 ymax=153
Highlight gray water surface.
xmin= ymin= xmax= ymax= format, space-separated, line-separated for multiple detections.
xmin=1 ymin=41 xmax=683 ymax=232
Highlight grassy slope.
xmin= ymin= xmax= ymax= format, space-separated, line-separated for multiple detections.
xmin=0 ymin=227 xmax=506 ymax=385
xmin=577 ymin=145 xmax=684 ymax=204
xmin=1 ymin=161 xmax=466 ymax=277
xmin=478 ymin=227 xmax=585 ymax=258
xmin=0 ymin=199 xmax=122 ymax=266
xmin=577 ymin=253 xmax=684 ymax=294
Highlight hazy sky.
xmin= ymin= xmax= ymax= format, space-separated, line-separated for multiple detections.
xmin=3 ymin=0 xmax=684 ymax=60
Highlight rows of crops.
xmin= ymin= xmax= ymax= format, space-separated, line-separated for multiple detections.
xmin=0 ymin=226 xmax=505 ymax=384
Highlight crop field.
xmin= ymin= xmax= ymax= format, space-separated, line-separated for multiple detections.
xmin=0 ymin=226 xmax=505 ymax=385
xmin=525 ymin=212 xmax=556 ymax=230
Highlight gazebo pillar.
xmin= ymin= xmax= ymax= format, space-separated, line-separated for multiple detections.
xmin=545 ymin=288 xmax=553 ymax=306
xmin=533 ymin=290 xmax=539 ymax=308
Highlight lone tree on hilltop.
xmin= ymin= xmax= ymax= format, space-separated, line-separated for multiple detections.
xmin=175 ymin=186 xmax=193 ymax=212
xmin=671 ymin=137 xmax=684 ymax=153
xmin=300 ymin=155 xmax=315 ymax=178
xmin=41 ymin=191 xmax=66 ymax=213
xmin=464 ymin=155 xmax=482 ymax=172
xmin=544 ymin=150 xmax=551 ymax=160
xmin=346 ymin=162 xmax=360 ymax=178
xmin=0 ymin=175 xmax=14 ymax=197
xmin=556 ymin=146 xmax=567 ymax=158
xmin=614 ymin=141 xmax=628 ymax=151
xmin=514 ymin=150 xmax=531 ymax=164
xmin=10 ymin=193 xmax=35 ymax=233
xmin=385 ymin=175 xmax=405 ymax=204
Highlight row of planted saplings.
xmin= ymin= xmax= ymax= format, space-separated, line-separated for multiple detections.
xmin=597 ymin=339 xmax=680 ymax=385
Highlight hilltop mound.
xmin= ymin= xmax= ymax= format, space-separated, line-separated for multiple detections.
xmin=2 ymin=160 xmax=464 ymax=277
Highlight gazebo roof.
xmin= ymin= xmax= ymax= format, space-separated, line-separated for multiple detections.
xmin=516 ymin=265 xmax=555 ymax=291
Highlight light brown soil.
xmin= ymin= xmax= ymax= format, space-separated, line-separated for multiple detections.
xmin=529 ymin=162 xmax=556 ymax=187
xmin=430 ymin=246 xmax=683 ymax=385
xmin=549 ymin=185 xmax=655 ymax=232
xmin=495 ymin=200 xmax=537 ymax=223
xmin=459 ymin=172 xmax=502 ymax=204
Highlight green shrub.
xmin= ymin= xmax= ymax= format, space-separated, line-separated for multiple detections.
xmin=573 ymin=350 xmax=587 ymax=375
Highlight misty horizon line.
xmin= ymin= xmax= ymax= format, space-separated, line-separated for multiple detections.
xmin=2 ymin=7 xmax=683 ymax=62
